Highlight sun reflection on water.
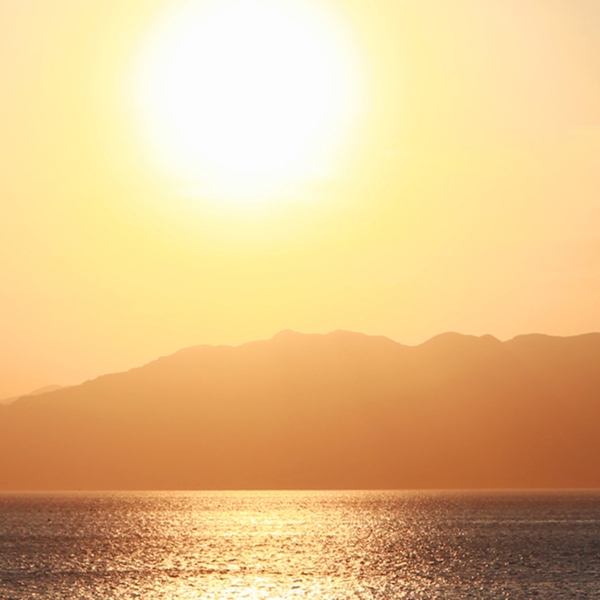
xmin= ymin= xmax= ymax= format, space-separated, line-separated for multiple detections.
xmin=1 ymin=490 xmax=600 ymax=599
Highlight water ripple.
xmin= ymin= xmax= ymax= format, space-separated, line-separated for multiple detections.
xmin=0 ymin=491 xmax=599 ymax=599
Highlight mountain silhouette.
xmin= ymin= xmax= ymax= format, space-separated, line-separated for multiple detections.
xmin=1 ymin=330 xmax=599 ymax=490
xmin=0 ymin=384 xmax=66 ymax=405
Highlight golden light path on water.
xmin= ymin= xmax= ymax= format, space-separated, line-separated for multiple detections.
xmin=1 ymin=491 xmax=600 ymax=598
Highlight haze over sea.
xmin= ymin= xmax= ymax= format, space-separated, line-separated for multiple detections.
xmin=1 ymin=491 xmax=599 ymax=599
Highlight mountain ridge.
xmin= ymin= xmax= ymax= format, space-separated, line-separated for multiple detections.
xmin=0 ymin=384 xmax=67 ymax=406
xmin=1 ymin=330 xmax=599 ymax=490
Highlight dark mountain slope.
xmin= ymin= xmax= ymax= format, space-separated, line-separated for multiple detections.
xmin=1 ymin=330 xmax=599 ymax=490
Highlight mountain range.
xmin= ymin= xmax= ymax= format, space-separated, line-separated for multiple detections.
xmin=1 ymin=330 xmax=599 ymax=490
xmin=0 ymin=385 xmax=66 ymax=405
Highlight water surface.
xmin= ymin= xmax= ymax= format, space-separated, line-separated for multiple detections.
xmin=1 ymin=491 xmax=599 ymax=599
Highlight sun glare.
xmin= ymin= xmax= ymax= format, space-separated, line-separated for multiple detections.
xmin=135 ymin=0 xmax=361 ymax=200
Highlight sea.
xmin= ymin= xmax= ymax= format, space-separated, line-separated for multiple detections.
xmin=0 ymin=491 xmax=599 ymax=599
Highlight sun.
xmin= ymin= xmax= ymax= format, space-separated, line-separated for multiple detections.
xmin=164 ymin=1 xmax=332 ymax=176
xmin=135 ymin=0 xmax=361 ymax=199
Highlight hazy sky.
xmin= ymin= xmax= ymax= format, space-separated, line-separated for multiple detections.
xmin=1 ymin=0 xmax=600 ymax=398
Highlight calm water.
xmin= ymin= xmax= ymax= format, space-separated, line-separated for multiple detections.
xmin=0 ymin=491 xmax=599 ymax=599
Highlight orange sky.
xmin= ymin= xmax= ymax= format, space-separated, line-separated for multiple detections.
xmin=1 ymin=0 xmax=600 ymax=398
